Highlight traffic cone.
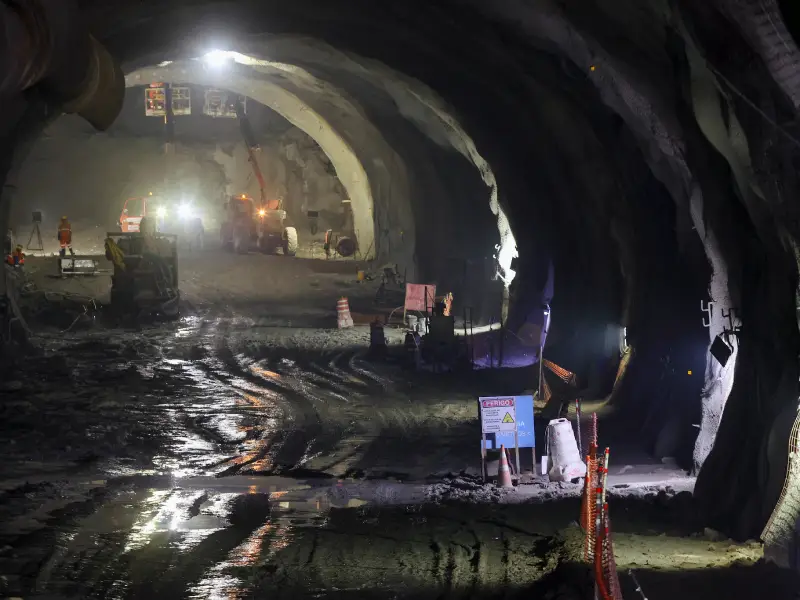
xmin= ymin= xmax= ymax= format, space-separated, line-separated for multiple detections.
xmin=497 ymin=444 xmax=513 ymax=488
xmin=337 ymin=297 xmax=354 ymax=329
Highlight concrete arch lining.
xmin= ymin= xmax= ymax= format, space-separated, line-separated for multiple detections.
xmin=237 ymin=39 xmax=519 ymax=284
xmin=126 ymin=62 xmax=377 ymax=259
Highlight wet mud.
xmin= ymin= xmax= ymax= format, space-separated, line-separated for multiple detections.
xmin=0 ymin=306 xmax=792 ymax=599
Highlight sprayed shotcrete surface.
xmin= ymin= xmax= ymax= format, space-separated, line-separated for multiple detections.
xmin=0 ymin=252 xmax=791 ymax=598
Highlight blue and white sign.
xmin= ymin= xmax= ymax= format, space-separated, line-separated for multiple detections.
xmin=479 ymin=395 xmax=535 ymax=449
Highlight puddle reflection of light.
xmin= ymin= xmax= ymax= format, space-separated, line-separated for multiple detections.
xmin=164 ymin=358 xmax=188 ymax=367
xmin=125 ymin=490 xmax=228 ymax=554
xmin=250 ymin=365 xmax=281 ymax=380
xmin=189 ymin=522 xmax=273 ymax=600
xmin=124 ymin=489 xmax=173 ymax=552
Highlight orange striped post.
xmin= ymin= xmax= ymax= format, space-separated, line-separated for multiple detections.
xmin=596 ymin=448 xmax=623 ymax=600
xmin=593 ymin=452 xmax=610 ymax=600
xmin=581 ymin=413 xmax=600 ymax=561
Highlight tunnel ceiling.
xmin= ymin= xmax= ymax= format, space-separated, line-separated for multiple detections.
xmin=30 ymin=0 xmax=799 ymax=541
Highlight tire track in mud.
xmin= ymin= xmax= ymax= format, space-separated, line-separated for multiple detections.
xmin=201 ymin=318 xmax=386 ymax=476
xmin=213 ymin=343 xmax=326 ymax=473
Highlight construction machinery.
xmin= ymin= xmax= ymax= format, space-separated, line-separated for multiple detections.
xmin=119 ymin=192 xmax=159 ymax=233
xmin=220 ymin=194 xmax=298 ymax=255
xmin=219 ymin=95 xmax=298 ymax=255
xmin=105 ymin=223 xmax=180 ymax=319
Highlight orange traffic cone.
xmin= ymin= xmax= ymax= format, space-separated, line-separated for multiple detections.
xmin=337 ymin=297 xmax=354 ymax=329
xmin=497 ymin=444 xmax=513 ymax=488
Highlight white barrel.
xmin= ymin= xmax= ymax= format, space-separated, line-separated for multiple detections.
xmin=546 ymin=418 xmax=587 ymax=482
xmin=416 ymin=317 xmax=428 ymax=334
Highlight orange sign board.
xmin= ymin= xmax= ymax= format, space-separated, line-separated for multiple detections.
xmin=404 ymin=283 xmax=436 ymax=313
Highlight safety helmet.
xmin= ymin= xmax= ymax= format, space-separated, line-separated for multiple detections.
xmin=15 ymin=244 xmax=22 ymax=251
xmin=61 ymin=215 xmax=67 ymax=220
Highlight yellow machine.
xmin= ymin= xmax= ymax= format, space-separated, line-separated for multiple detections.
xmin=105 ymin=224 xmax=179 ymax=318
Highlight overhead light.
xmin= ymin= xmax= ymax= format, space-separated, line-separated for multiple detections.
xmin=203 ymin=49 xmax=233 ymax=68
xmin=258 ymin=209 xmax=266 ymax=217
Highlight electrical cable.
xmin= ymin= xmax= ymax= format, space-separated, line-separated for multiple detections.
xmin=705 ymin=60 xmax=800 ymax=150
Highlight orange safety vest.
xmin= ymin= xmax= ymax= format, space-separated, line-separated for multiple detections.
xmin=6 ymin=251 xmax=24 ymax=266
xmin=58 ymin=220 xmax=72 ymax=244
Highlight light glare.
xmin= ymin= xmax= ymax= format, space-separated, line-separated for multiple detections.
xmin=203 ymin=50 xmax=233 ymax=67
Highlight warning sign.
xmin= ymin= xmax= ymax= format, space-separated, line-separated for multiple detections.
xmin=480 ymin=397 xmax=517 ymax=434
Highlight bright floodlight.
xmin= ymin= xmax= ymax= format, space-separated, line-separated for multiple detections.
xmin=258 ymin=209 xmax=266 ymax=217
xmin=203 ymin=49 xmax=233 ymax=67
xmin=178 ymin=203 xmax=193 ymax=220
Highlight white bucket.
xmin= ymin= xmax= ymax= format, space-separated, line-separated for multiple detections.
xmin=546 ymin=418 xmax=587 ymax=482
xmin=416 ymin=317 xmax=428 ymax=334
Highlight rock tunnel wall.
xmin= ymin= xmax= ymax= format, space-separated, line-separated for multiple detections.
xmin=7 ymin=110 xmax=349 ymax=241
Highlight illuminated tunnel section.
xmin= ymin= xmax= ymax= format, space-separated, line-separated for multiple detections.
xmin=127 ymin=46 xmax=519 ymax=319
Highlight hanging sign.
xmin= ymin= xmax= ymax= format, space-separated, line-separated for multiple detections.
xmin=171 ymin=86 xmax=192 ymax=116
xmin=144 ymin=86 xmax=166 ymax=117
xmin=203 ymin=89 xmax=241 ymax=118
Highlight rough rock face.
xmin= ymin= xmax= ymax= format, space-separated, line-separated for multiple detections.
xmin=0 ymin=0 xmax=797 ymax=540
xmin=10 ymin=115 xmax=346 ymax=234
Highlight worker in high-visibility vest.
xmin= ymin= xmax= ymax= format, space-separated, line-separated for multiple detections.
xmin=57 ymin=216 xmax=74 ymax=256
xmin=5 ymin=244 xmax=24 ymax=267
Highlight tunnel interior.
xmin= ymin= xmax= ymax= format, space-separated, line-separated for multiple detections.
xmin=4 ymin=0 xmax=800 ymax=596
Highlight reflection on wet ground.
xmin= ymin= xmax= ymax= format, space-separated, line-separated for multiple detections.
xmin=1 ymin=313 xmax=790 ymax=599
xmin=0 ymin=314 xmax=490 ymax=598
xmin=28 ymin=475 xmax=562 ymax=599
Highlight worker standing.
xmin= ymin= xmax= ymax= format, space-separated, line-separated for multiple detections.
xmin=58 ymin=216 xmax=74 ymax=256
xmin=5 ymin=244 xmax=25 ymax=267
xmin=186 ymin=217 xmax=204 ymax=251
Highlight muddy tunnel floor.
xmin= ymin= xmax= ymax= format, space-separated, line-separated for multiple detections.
xmin=0 ymin=298 xmax=796 ymax=598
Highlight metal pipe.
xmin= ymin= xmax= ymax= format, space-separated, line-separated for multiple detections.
xmin=0 ymin=0 xmax=123 ymax=130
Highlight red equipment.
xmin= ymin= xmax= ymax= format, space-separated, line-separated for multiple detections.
xmin=119 ymin=194 xmax=156 ymax=232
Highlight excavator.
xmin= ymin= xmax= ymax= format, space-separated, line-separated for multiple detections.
xmin=220 ymin=96 xmax=298 ymax=255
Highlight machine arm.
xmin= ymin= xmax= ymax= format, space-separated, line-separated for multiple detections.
xmin=234 ymin=96 xmax=267 ymax=206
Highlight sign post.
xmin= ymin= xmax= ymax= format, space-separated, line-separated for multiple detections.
xmin=479 ymin=396 xmax=520 ymax=481
xmin=478 ymin=395 xmax=536 ymax=481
